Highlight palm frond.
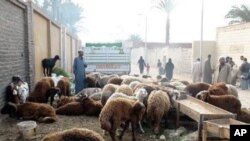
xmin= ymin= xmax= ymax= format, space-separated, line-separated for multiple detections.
xmin=225 ymin=4 xmax=250 ymax=24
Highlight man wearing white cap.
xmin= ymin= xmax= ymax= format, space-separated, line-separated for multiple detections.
xmin=213 ymin=56 xmax=232 ymax=84
xmin=73 ymin=49 xmax=87 ymax=93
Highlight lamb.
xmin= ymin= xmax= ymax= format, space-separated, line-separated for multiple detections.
xmin=1 ymin=102 xmax=56 ymax=123
xmin=115 ymin=84 xmax=133 ymax=96
xmin=107 ymin=77 xmax=123 ymax=85
xmin=196 ymin=91 xmax=241 ymax=114
xmin=42 ymin=55 xmax=60 ymax=77
xmin=56 ymin=96 xmax=79 ymax=108
xmin=41 ymin=128 xmax=104 ymax=141
xmin=101 ymin=84 xmax=119 ymax=105
xmin=99 ymin=97 xmax=145 ymax=141
xmin=17 ymin=82 xmax=29 ymax=103
xmin=56 ymin=77 xmax=70 ymax=97
xmin=27 ymin=77 xmax=58 ymax=104
xmin=184 ymin=82 xmax=211 ymax=97
xmin=56 ymin=96 xmax=103 ymax=116
xmin=147 ymin=90 xmax=171 ymax=134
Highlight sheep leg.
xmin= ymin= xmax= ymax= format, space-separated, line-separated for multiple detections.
xmin=43 ymin=68 xmax=46 ymax=76
xmin=118 ymin=121 xmax=129 ymax=140
xmin=138 ymin=121 xmax=145 ymax=133
xmin=131 ymin=122 xmax=136 ymax=141
xmin=109 ymin=129 xmax=117 ymax=141
xmin=48 ymin=68 xmax=52 ymax=77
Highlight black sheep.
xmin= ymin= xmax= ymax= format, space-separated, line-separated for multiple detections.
xmin=42 ymin=55 xmax=60 ymax=76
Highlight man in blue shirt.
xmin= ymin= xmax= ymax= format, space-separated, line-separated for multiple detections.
xmin=73 ymin=50 xmax=87 ymax=93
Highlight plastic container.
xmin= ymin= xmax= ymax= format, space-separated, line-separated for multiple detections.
xmin=17 ymin=121 xmax=37 ymax=139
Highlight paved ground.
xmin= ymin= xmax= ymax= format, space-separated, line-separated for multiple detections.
xmin=131 ymin=65 xmax=250 ymax=109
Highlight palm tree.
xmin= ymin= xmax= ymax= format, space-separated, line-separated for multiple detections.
xmin=225 ymin=5 xmax=250 ymax=25
xmin=154 ymin=0 xmax=174 ymax=45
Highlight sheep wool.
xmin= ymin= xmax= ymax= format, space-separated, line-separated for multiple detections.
xmin=115 ymin=85 xmax=133 ymax=96
xmin=41 ymin=128 xmax=104 ymax=141
xmin=147 ymin=90 xmax=171 ymax=134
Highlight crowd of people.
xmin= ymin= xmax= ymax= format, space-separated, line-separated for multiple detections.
xmin=192 ymin=55 xmax=250 ymax=90
xmin=137 ymin=55 xmax=250 ymax=90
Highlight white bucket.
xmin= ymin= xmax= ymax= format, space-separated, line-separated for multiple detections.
xmin=17 ymin=121 xmax=37 ymax=139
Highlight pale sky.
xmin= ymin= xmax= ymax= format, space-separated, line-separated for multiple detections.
xmin=73 ymin=0 xmax=250 ymax=43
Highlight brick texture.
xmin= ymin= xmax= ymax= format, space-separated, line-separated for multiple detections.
xmin=0 ymin=0 xmax=30 ymax=109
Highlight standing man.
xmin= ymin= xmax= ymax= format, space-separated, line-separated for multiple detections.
xmin=138 ymin=56 xmax=146 ymax=75
xmin=239 ymin=58 xmax=250 ymax=90
xmin=192 ymin=58 xmax=202 ymax=83
xmin=157 ymin=59 xmax=162 ymax=75
xmin=165 ymin=58 xmax=174 ymax=81
xmin=73 ymin=50 xmax=87 ymax=94
xmin=203 ymin=54 xmax=213 ymax=84
xmin=213 ymin=57 xmax=231 ymax=84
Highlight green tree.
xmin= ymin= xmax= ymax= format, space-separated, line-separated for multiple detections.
xmin=225 ymin=5 xmax=250 ymax=25
xmin=127 ymin=34 xmax=143 ymax=43
xmin=32 ymin=0 xmax=83 ymax=34
xmin=154 ymin=0 xmax=174 ymax=45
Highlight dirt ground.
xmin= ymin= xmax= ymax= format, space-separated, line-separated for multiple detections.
xmin=0 ymin=114 xmax=160 ymax=141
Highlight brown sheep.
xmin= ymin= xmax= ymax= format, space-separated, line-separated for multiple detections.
xmin=196 ymin=91 xmax=241 ymax=114
xmin=41 ymin=128 xmax=104 ymax=141
xmin=56 ymin=96 xmax=79 ymax=108
xmin=56 ymin=77 xmax=70 ymax=97
xmin=99 ymin=98 xmax=145 ymax=141
xmin=101 ymin=84 xmax=119 ymax=105
xmin=27 ymin=77 xmax=57 ymax=103
xmin=107 ymin=77 xmax=123 ymax=85
xmin=2 ymin=102 xmax=56 ymax=123
xmin=184 ymin=82 xmax=211 ymax=97
xmin=237 ymin=108 xmax=250 ymax=123
xmin=56 ymin=102 xmax=84 ymax=115
xmin=208 ymin=82 xmax=228 ymax=95
xmin=86 ymin=76 xmax=99 ymax=88
xmin=115 ymin=84 xmax=133 ymax=96
xmin=56 ymin=97 xmax=103 ymax=116
xmin=147 ymin=90 xmax=171 ymax=134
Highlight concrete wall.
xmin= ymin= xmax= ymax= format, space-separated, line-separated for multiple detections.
xmin=192 ymin=41 xmax=216 ymax=68
xmin=50 ymin=23 xmax=61 ymax=68
xmin=216 ymin=23 xmax=250 ymax=67
xmin=130 ymin=43 xmax=192 ymax=75
xmin=33 ymin=11 xmax=50 ymax=82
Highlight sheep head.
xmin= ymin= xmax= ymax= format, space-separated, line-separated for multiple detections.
xmin=196 ymin=91 xmax=210 ymax=102
xmin=1 ymin=102 xmax=18 ymax=117
xmin=54 ymin=55 xmax=60 ymax=60
xmin=129 ymin=101 xmax=146 ymax=123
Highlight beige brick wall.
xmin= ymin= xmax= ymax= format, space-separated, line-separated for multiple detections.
xmin=216 ymin=23 xmax=250 ymax=67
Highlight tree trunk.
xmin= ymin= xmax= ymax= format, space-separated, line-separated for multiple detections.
xmin=166 ymin=13 xmax=170 ymax=46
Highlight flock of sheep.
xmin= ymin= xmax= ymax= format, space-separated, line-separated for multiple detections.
xmin=1 ymin=72 xmax=250 ymax=141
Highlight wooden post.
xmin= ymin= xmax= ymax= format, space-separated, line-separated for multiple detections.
xmin=176 ymin=103 xmax=180 ymax=128
xmin=198 ymin=115 xmax=204 ymax=141
xmin=202 ymin=122 xmax=207 ymax=141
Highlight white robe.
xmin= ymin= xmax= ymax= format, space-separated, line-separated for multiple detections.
xmin=192 ymin=61 xmax=202 ymax=82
